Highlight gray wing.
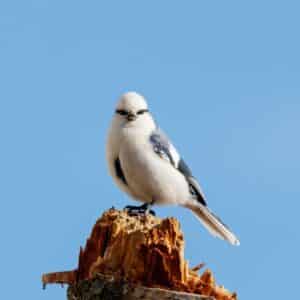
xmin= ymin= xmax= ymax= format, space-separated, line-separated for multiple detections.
xmin=149 ymin=129 xmax=207 ymax=206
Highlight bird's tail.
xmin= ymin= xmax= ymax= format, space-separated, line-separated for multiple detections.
xmin=185 ymin=202 xmax=240 ymax=246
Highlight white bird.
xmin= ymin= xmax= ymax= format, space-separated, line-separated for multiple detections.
xmin=106 ymin=92 xmax=240 ymax=246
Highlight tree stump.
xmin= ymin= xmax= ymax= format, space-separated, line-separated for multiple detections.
xmin=42 ymin=208 xmax=237 ymax=300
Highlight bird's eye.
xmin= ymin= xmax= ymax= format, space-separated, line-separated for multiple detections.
xmin=116 ymin=109 xmax=128 ymax=116
xmin=137 ymin=109 xmax=149 ymax=115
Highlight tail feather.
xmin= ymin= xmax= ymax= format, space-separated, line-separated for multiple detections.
xmin=186 ymin=203 xmax=240 ymax=246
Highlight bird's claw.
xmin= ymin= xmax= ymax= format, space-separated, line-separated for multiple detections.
xmin=124 ymin=204 xmax=156 ymax=216
xmin=148 ymin=209 xmax=156 ymax=216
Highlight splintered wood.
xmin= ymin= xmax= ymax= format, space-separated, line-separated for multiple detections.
xmin=42 ymin=208 xmax=237 ymax=300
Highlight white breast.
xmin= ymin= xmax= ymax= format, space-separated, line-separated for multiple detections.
xmin=119 ymin=128 xmax=191 ymax=206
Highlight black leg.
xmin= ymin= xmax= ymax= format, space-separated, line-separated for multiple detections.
xmin=124 ymin=202 xmax=156 ymax=216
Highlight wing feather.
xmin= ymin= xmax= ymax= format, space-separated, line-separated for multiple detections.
xmin=149 ymin=129 xmax=206 ymax=206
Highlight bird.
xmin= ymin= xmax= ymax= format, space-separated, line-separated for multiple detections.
xmin=106 ymin=92 xmax=240 ymax=246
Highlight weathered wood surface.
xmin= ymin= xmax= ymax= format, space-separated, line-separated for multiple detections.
xmin=67 ymin=274 xmax=214 ymax=300
xmin=42 ymin=208 xmax=237 ymax=300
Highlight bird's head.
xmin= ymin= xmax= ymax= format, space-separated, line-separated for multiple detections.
xmin=113 ymin=92 xmax=155 ymax=130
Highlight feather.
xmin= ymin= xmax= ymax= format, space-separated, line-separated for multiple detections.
xmin=186 ymin=202 xmax=240 ymax=246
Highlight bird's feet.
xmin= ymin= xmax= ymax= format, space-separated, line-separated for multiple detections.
xmin=124 ymin=203 xmax=156 ymax=216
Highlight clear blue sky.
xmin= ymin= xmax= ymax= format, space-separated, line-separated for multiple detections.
xmin=1 ymin=1 xmax=299 ymax=299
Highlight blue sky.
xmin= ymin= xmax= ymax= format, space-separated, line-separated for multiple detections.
xmin=0 ymin=1 xmax=299 ymax=299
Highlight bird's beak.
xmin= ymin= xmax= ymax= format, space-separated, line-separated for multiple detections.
xmin=127 ymin=113 xmax=137 ymax=122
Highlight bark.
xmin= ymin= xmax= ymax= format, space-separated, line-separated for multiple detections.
xmin=67 ymin=273 xmax=214 ymax=300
